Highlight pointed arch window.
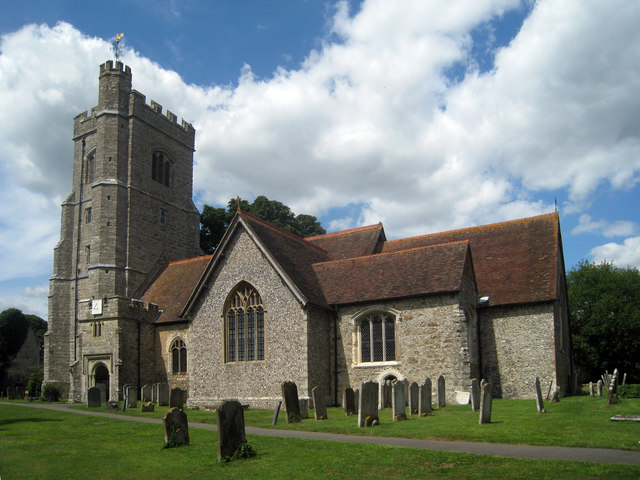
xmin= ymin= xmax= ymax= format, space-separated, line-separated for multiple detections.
xmin=171 ymin=338 xmax=187 ymax=373
xmin=85 ymin=150 xmax=95 ymax=184
xmin=152 ymin=151 xmax=171 ymax=187
xmin=225 ymin=283 xmax=264 ymax=362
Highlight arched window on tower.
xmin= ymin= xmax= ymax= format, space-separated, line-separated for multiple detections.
xmin=152 ymin=151 xmax=171 ymax=187
xmin=225 ymin=282 xmax=265 ymax=362
xmin=85 ymin=150 xmax=95 ymax=184
xmin=170 ymin=338 xmax=187 ymax=373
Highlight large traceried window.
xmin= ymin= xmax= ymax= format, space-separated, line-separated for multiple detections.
xmin=171 ymin=338 xmax=187 ymax=373
xmin=360 ymin=312 xmax=396 ymax=363
xmin=225 ymin=283 xmax=264 ymax=362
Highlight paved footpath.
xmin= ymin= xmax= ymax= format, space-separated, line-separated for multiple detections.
xmin=6 ymin=402 xmax=640 ymax=466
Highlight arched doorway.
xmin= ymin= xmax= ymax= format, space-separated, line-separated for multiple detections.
xmin=93 ymin=363 xmax=110 ymax=402
xmin=381 ymin=375 xmax=397 ymax=408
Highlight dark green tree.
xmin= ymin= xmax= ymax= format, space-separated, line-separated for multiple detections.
xmin=200 ymin=196 xmax=325 ymax=254
xmin=567 ymin=261 xmax=640 ymax=383
xmin=0 ymin=308 xmax=29 ymax=380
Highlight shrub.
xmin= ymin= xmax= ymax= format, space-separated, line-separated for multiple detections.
xmin=27 ymin=371 xmax=43 ymax=397
xmin=618 ymin=384 xmax=640 ymax=398
xmin=42 ymin=384 xmax=62 ymax=402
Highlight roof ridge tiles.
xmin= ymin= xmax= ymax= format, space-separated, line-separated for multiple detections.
xmin=385 ymin=212 xmax=557 ymax=246
xmin=306 ymin=222 xmax=383 ymax=240
xmin=238 ymin=209 xmax=327 ymax=254
xmin=314 ymin=239 xmax=469 ymax=267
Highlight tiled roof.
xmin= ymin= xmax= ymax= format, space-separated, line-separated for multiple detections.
xmin=313 ymin=241 xmax=471 ymax=305
xmin=140 ymin=255 xmax=212 ymax=324
xmin=307 ymin=223 xmax=385 ymax=260
xmin=382 ymin=213 xmax=560 ymax=306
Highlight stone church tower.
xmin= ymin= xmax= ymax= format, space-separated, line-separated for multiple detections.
xmin=44 ymin=61 xmax=201 ymax=402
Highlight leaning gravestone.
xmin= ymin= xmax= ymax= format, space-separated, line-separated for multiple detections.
xmin=479 ymin=380 xmax=492 ymax=424
xmin=158 ymin=383 xmax=170 ymax=406
xmin=419 ymin=378 xmax=432 ymax=416
xmin=163 ymin=407 xmax=189 ymax=446
xmin=409 ymin=382 xmax=419 ymax=415
xmin=534 ymin=377 xmax=545 ymax=413
xmin=392 ymin=382 xmax=407 ymax=421
xmin=437 ymin=375 xmax=446 ymax=407
xmin=470 ymin=378 xmax=480 ymax=412
xmin=281 ymin=381 xmax=301 ymax=423
xmin=170 ymin=387 xmax=186 ymax=409
xmin=551 ymin=386 xmax=561 ymax=403
xmin=141 ymin=384 xmax=152 ymax=402
xmin=607 ymin=368 xmax=619 ymax=405
xmin=88 ymin=386 xmax=101 ymax=407
xmin=272 ymin=400 xmax=282 ymax=425
xmin=217 ymin=400 xmax=247 ymax=461
xmin=358 ymin=381 xmax=379 ymax=427
xmin=312 ymin=386 xmax=328 ymax=420
xmin=344 ymin=387 xmax=356 ymax=416
xmin=354 ymin=389 xmax=359 ymax=413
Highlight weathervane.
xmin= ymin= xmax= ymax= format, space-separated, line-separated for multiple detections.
xmin=112 ymin=33 xmax=125 ymax=62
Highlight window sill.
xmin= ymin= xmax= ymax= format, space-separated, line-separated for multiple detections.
xmin=354 ymin=361 xmax=400 ymax=368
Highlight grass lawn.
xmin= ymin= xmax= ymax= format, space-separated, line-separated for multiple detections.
xmin=66 ymin=394 xmax=640 ymax=450
xmin=1 ymin=403 xmax=639 ymax=480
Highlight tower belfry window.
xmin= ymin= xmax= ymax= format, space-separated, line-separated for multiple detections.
xmin=152 ymin=151 xmax=171 ymax=187
xmin=85 ymin=151 xmax=95 ymax=184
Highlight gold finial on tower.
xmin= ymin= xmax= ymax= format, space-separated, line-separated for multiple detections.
xmin=113 ymin=33 xmax=125 ymax=62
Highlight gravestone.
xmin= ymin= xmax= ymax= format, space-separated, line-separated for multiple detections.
xmin=96 ymin=383 xmax=107 ymax=403
xmin=392 ymin=382 xmax=407 ymax=421
xmin=419 ymin=378 xmax=432 ymax=416
xmin=381 ymin=380 xmax=392 ymax=409
xmin=470 ymin=378 xmax=480 ymax=412
xmin=546 ymin=380 xmax=553 ymax=400
xmin=401 ymin=379 xmax=410 ymax=406
xmin=312 ymin=386 xmax=328 ymax=420
xmin=534 ymin=377 xmax=545 ymax=413
xmin=122 ymin=389 xmax=127 ymax=412
xmin=141 ymin=384 xmax=152 ymax=402
xmin=299 ymin=398 xmax=309 ymax=419
xmin=141 ymin=402 xmax=155 ymax=412
xmin=455 ymin=391 xmax=470 ymax=404
xmin=354 ymin=389 xmax=359 ymax=414
xmin=607 ymin=368 xmax=619 ymax=405
xmin=281 ymin=381 xmax=301 ymax=423
xmin=106 ymin=401 xmax=119 ymax=411
xmin=272 ymin=400 xmax=282 ymax=425
xmin=358 ymin=381 xmax=379 ymax=427
xmin=163 ymin=407 xmax=189 ymax=446
xmin=479 ymin=380 xmax=492 ymax=424
xmin=597 ymin=379 xmax=603 ymax=396
xmin=170 ymin=387 xmax=186 ymax=409
xmin=589 ymin=381 xmax=594 ymax=397
xmin=343 ymin=387 xmax=356 ymax=416
xmin=437 ymin=375 xmax=446 ymax=407
xmin=126 ymin=385 xmax=137 ymax=408
xmin=216 ymin=400 xmax=247 ymax=461
xmin=87 ymin=386 xmax=101 ymax=407
xmin=152 ymin=383 xmax=159 ymax=403
xmin=551 ymin=386 xmax=561 ymax=403
xmin=409 ymin=382 xmax=419 ymax=415
xmin=158 ymin=383 xmax=169 ymax=406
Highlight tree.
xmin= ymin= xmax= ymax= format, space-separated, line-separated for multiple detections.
xmin=200 ymin=196 xmax=326 ymax=254
xmin=567 ymin=261 xmax=640 ymax=383
xmin=0 ymin=308 xmax=29 ymax=381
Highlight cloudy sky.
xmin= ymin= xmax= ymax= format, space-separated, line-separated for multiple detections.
xmin=1 ymin=0 xmax=639 ymax=320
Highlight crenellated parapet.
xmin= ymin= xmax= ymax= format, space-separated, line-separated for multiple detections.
xmin=99 ymin=60 xmax=132 ymax=78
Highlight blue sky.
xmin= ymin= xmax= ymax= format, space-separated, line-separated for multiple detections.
xmin=1 ymin=0 xmax=639 ymax=319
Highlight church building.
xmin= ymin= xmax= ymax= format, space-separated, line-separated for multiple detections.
xmin=44 ymin=61 xmax=574 ymax=406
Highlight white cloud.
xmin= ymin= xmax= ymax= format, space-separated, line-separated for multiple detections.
xmin=0 ymin=285 xmax=49 ymax=319
xmin=572 ymin=214 xmax=637 ymax=238
xmin=590 ymin=237 xmax=640 ymax=270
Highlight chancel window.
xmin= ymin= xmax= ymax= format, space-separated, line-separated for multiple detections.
xmin=360 ymin=312 xmax=396 ymax=363
xmin=225 ymin=283 xmax=264 ymax=362
xmin=152 ymin=151 xmax=171 ymax=187
xmin=171 ymin=338 xmax=187 ymax=373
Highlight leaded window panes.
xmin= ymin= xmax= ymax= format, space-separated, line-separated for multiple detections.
xmin=171 ymin=338 xmax=187 ymax=373
xmin=360 ymin=312 xmax=396 ymax=363
xmin=225 ymin=283 xmax=265 ymax=362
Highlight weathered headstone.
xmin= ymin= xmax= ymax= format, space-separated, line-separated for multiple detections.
xmin=354 ymin=388 xmax=359 ymax=413
xmin=607 ymin=368 xmax=619 ymax=405
xmin=409 ymin=382 xmax=419 ymax=415
xmin=163 ymin=407 xmax=189 ymax=446
xmin=272 ymin=400 xmax=282 ymax=425
xmin=216 ymin=400 xmax=247 ymax=461
xmin=470 ymin=378 xmax=480 ymax=412
xmin=534 ymin=377 xmax=545 ymax=413
xmin=401 ymin=379 xmax=410 ymax=406
xmin=170 ymin=387 xmax=186 ymax=409
xmin=96 ymin=383 xmax=107 ymax=403
xmin=551 ymin=385 xmax=561 ymax=403
xmin=419 ymin=378 xmax=432 ymax=416
xmin=358 ymin=381 xmax=379 ymax=427
xmin=479 ymin=380 xmax=492 ymax=424
xmin=87 ymin=386 xmax=101 ymax=407
xmin=546 ymin=380 xmax=553 ymax=400
xmin=141 ymin=402 xmax=155 ymax=412
xmin=312 ymin=386 xmax=328 ymax=420
xmin=455 ymin=391 xmax=470 ymax=404
xmin=158 ymin=383 xmax=169 ymax=406
xmin=437 ymin=375 xmax=446 ymax=407
xmin=589 ymin=381 xmax=594 ymax=397
xmin=299 ymin=398 xmax=309 ymax=419
xmin=106 ymin=401 xmax=119 ymax=411
xmin=597 ymin=379 xmax=603 ymax=396
xmin=124 ymin=385 xmax=137 ymax=408
xmin=152 ymin=383 xmax=159 ymax=403
xmin=281 ymin=381 xmax=301 ymax=423
xmin=141 ymin=384 xmax=152 ymax=402
xmin=392 ymin=382 xmax=407 ymax=421
xmin=343 ymin=387 xmax=356 ymax=416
